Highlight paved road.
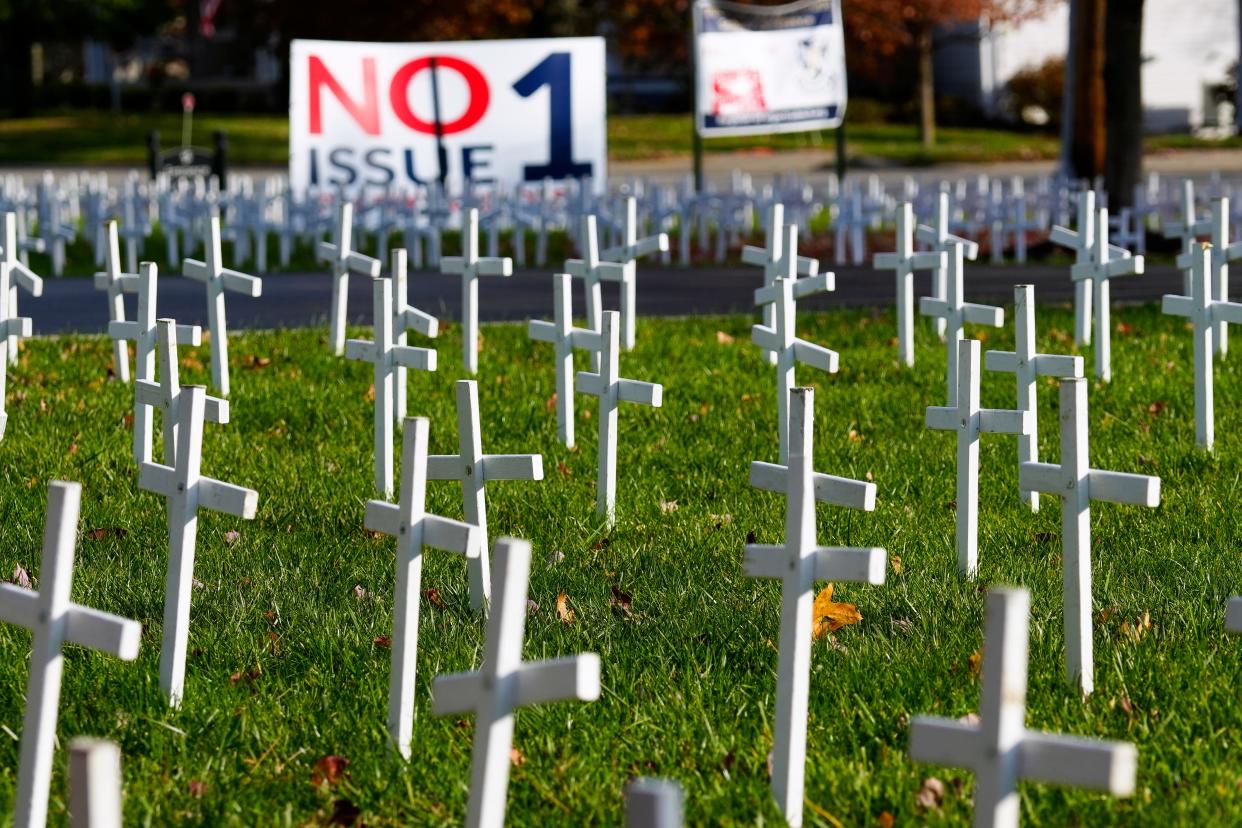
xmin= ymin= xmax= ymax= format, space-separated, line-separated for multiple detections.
xmin=26 ymin=262 xmax=1186 ymax=335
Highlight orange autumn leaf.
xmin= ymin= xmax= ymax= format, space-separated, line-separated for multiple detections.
xmin=556 ymin=591 xmax=575 ymax=624
xmin=811 ymin=583 xmax=862 ymax=639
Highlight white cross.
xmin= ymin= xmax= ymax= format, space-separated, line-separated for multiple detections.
xmin=985 ymin=285 xmax=1084 ymax=510
xmin=916 ymin=192 xmax=979 ymax=340
xmin=139 ymin=385 xmax=259 ymax=707
xmin=1049 ymin=190 xmax=1098 ymax=346
xmin=1 ymin=211 xmax=40 ymax=372
xmin=346 ymin=276 xmax=437 ymax=497
xmin=1165 ymin=178 xmax=1202 ymax=295
xmin=441 ymin=207 xmax=512 ymax=375
xmin=365 ymin=416 xmax=482 ymax=760
xmin=918 ymin=243 xmax=1003 ymax=405
xmin=1018 ymin=378 xmax=1160 ymax=695
xmin=389 ymin=248 xmax=439 ymax=424
xmin=428 ymin=379 xmax=543 ymax=610
xmin=92 ymin=221 xmax=136 ymax=382
xmin=1162 ymin=243 xmax=1242 ymax=450
xmin=873 ymin=202 xmax=945 ymax=367
xmin=743 ymin=203 xmax=818 ymax=364
xmin=69 ymin=738 xmax=123 ymax=828
xmin=753 ymin=252 xmax=837 ymax=463
xmin=600 ymin=196 xmax=669 ymax=351
xmin=1227 ymin=595 xmax=1242 ymax=633
xmin=317 ymin=201 xmax=381 ymax=356
xmin=432 ymin=537 xmax=600 ymax=828
xmin=529 ymin=273 xmax=597 ymax=448
xmin=0 ymin=481 xmax=141 ymax=828
xmin=626 ymin=779 xmax=683 ymax=828
xmin=566 ymin=214 xmax=626 ymax=372
xmin=745 ymin=386 xmax=883 ymax=828
xmin=1202 ymin=197 xmax=1242 ymax=356
xmin=909 ymin=587 xmax=1137 ymax=828
xmin=182 ymin=215 xmax=263 ymax=396
xmin=927 ymin=339 xmax=1031 ymax=578
xmin=575 ymin=310 xmax=663 ymax=527
xmin=1071 ymin=207 xmax=1143 ymax=382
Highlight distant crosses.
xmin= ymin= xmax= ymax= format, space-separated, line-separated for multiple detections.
xmin=182 ymin=215 xmax=263 ymax=395
xmin=317 ymin=201 xmax=380 ymax=356
xmin=752 ymin=226 xmax=837 ymax=462
xmin=1203 ymin=197 xmax=1242 ymax=356
xmin=2 ymin=213 xmax=42 ymax=367
xmin=566 ymin=215 xmax=625 ymax=368
xmin=626 ymin=779 xmax=684 ymax=828
xmin=985 ymin=285 xmax=1084 ymax=510
xmin=0 ymin=481 xmax=142 ymax=828
xmin=428 ymin=380 xmax=543 ymax=610
xmin=1071 ymin=207 xmax=1143 ymax=382
xmin=919 ymin=242 xmax=1004 ymax=405
xmin=365 ymin=417 xmax=483 ymax=759
xmin=388 ymin=249 xmax=439 ymax=423
xmin=346 ymin=276 xmax=437 ymax=497
xmin=69 ymin=738 xmax=123 ymax=828
xmin=1049 ymin=190 xmax=1097 ymax=345
xmin=432 ymin=537 xmax=601 ymax=828
xmin=916 ymin=191 xmax=980 ymax=340
xmin=139 ymin=385 xmax=259 ymax=707
xmin=873 ymin=202 xmax=945 ymax=367
xmin=1018 ymin=378 xmax=1160 ymax=695
xmin=576 ymin=311 xmax=663 ymax=527
xmin=1162 ymin=243 xmax=1242 ymax=450
xmin=743 ymin=203 xmax=818 ymax=361
xmin=926 ymin=340 xmax=1031 ymax=578
xmin=441 ymin=207 xmax=513 ymax=374
xmin=0 ymin=215 xmax=35 ymax=439
xmin=134 ymin=319 xmax=229 ymax=466
xmin=745 ymin=387 xmax=883 ymax=828
xmin=529 ymin=273 xmax=597 ymax=447
xmin=601 ymin=195 xmax=669 ymax=350
xmin=93 ymin=220 xmax=136 ymax=381
xmin=1165 ymin=178 xmax=1201 ymax=295
xmin=909 ymin=587 xmax=1137 ymax=828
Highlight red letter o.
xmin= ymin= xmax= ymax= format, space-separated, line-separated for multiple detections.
xmin=389 ymin=56 xmax=489 ymax=135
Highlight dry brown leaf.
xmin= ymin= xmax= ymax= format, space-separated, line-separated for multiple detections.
xmin=11 ymin=565 xmax=32 ymax=589
xmin=889 ymin=555 xmax=902 ymax=575
xmin=509 ymin=747 xmax=526 ymax=766
xmin=224 ymin=530 xmax=241 ymax=545
xmin=811 ymin=584 xmax=862 ymax=639
xmin=545 ymin=393 xmax=557 ymax=412
xmin=373 ymin=635 xmax=391 ymax=648
xmin=916 ymin=777 xmax=946 ymax=811
xmin=556 ymin=461 xmax=572 ymax=478
xmin=353 ymin=585 xmax=370 ymax=600
xmin=609 ymin=585 xmax=633 ymax=618
xmin=715 ymin=330 xmax=735 ymax=344
xmin=658 ymin=499 xmax=679 ymax=514
xmin=556 ymin=591 xmax=575 ymax=624
xmin=968 ymin=649 xmax=983 ymax=677
xmin=422 ymin=588 xmax=445 ymax=609
xmin=86 ymin=527 xmax=128 ymax=541
xmin=365 ymin=384 xmax=375 ymax=402
xmin=311 ymin=755 xmax=350 ymax=789
xmin=876 ymin=811 xmax=895 ymax=828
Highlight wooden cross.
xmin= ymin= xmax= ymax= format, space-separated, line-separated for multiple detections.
xmin=918 ymin=242 xmax=1003 ymax=405
xmin=182 ymin=215 xmax=263 ymax=396
xmin=600 ymin=195 xmax=669 ymax=351
xmin=317 ymin=201 xmax=381 ymax=356
xmin=1 ymin=211 xmax=41 ymax=371
xmin=139 ymin=385 xmax=259 ymax=707
xmin=1162 ymin=243 xmax=1242 ymax=450
xmin=428 ymin=379 xmax=543 ymax=610
xmin=365 ymin=416 xmax=482 ymax=759
xmin=873 ymin=202 xmax=945 ymax=367
xmin=92 ymin=221 xmax=136 ymax=382
xmin=575 ymin=310 xmax=663 ymax=527
xmin=69 ymin=738 xmax=123 ymax=828
xmin=441 ymin=207 xmax=512 ymax=375
xmin=529 ymin=273 xmax=597 ymax=448
xmin=752 ymin=255 xmax=838 ymax=463
xmin=0 ymin=481 xmax=141 ymax=828
xmin=745 ymin=386 xmax=882 ymax=827
xmin=626 ymin=779 xmax=683 ymax=828
xmin=916 ymin=192 xmax=979 ymax=340
xmin=1049 ymin=190 xmax=1098 ymax=346
xmin=1071 ymin=207 xmax=1143 ymax=382
xmin=433 ymin=537 xmax=600 ymax=828
xmin=346 ymin=277 xmax=437 ymax=497
xmin=743 ymin=203 xmax=818 ymax=363
xmin=566 ymin=215 xmax=625 ymax=372
xmin=927 ymin=339 xmax=1031 ymax=578
xmin=389 ymin=249 xmax=439 ymax=424
xmin=985 ymin=285 xmax=1083 ymax=510
xmin=1018 ymin=377 xmax=1160 ymax=695
xmin=909 ymin=587 xmax=1137 ymax=828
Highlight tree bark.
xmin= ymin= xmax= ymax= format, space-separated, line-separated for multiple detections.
xmin=1104 ymin=0 xmax=1145 ymax=208
xmin=0 ymin=20 xmax=36 ymax=117
xmin=917 ymin=28 xmax=936 ymax=148
xmin=1070 ymin=0 xmax=1106 ymax=181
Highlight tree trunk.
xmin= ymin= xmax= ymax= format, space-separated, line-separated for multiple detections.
xmin=0 ymin=20 xmax=36 ymax=117
xmin=917 ymin=28 xmax=936 ymax=148
xmin=1104 ymin=0 xmax=1145 ymax=208
xmin=1070 ymin=0 xmax=1106 ymax=181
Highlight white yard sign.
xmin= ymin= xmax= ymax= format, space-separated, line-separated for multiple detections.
xmin=290 ymin=37 xmax=606 ymax=194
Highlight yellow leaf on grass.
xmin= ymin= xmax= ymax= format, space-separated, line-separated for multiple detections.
xmin=811 ymin=583 xmax=862 ymax=639
xmin=556 ymin=591 xmax=575 ymax=624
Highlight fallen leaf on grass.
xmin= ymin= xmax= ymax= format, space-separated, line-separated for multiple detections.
xmin=188 ymin=780 xmax=207 ymax=798
xmin=353 ymin=585 xmax=371 ymax=600
xmin=811 ymin=584 xmax=862 ymax=639
xmin=545 ymin=393 xmax=558 ymax=411
xmin=1120 ymin=610 xmax=1153 ymax=642
xmin=916 ymin=777 xmax=946 ymax=811
xmin=373 ymin=635 xmax=391 ymax=648
xmin=1116 ymin=322 xmax=1135 ymax=336
xmin=547 ymin=550 xmax=565 ymax=565
xmin=715 ymin=330 xmax=735 ymax=344
xmin=311 ymin=755 xmax=350 ymax=789
xmin=86 ymin=527 xmax=128 ymax=541
xmin=422 ymin=588 xmax=445 ymax=609
xmin=526 ymin=599 xmax=539 ymax=614
xmin=609 ymin=585 xmax=633 ymax=618
xmin=365 ymin=384 xmax=375 ymax=402
xmin=556 ymin=592 xmax=575 ymax=624
xmin=876 ymin=811 xmax=895 ymax=828
xmin=509 ymin=747 xmax=526 ymax=766
xmin=889 ymin=555 xmax=902 ymax=575
xmin=968 ymin=649 xmax=982 ymax=678
xmin=180 ymin=355 xmax=205 ymax=371
xmin=1147 ymin=401 xmax=1167 ymax=416
xmin=658 ymin=499 xmax=678 ymax=514
xmin=243 ymin=354 xmax=272 ymax=369
xmin=224 ymin=530 xmax=241 ymax=545
xmin=230 ymin=666 xmax=262 ymax=686
xmin=556 ymin=461 xmax=572 ymax=478
xmin=10 ymin=565 xmax=32 ymax=589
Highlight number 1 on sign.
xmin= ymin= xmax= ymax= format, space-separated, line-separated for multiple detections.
xmin=512 ymin=52 xmax=592 ymax=180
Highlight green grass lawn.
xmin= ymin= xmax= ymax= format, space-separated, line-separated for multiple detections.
xmin=1 ymin=303 xmax=1241 ymax=825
